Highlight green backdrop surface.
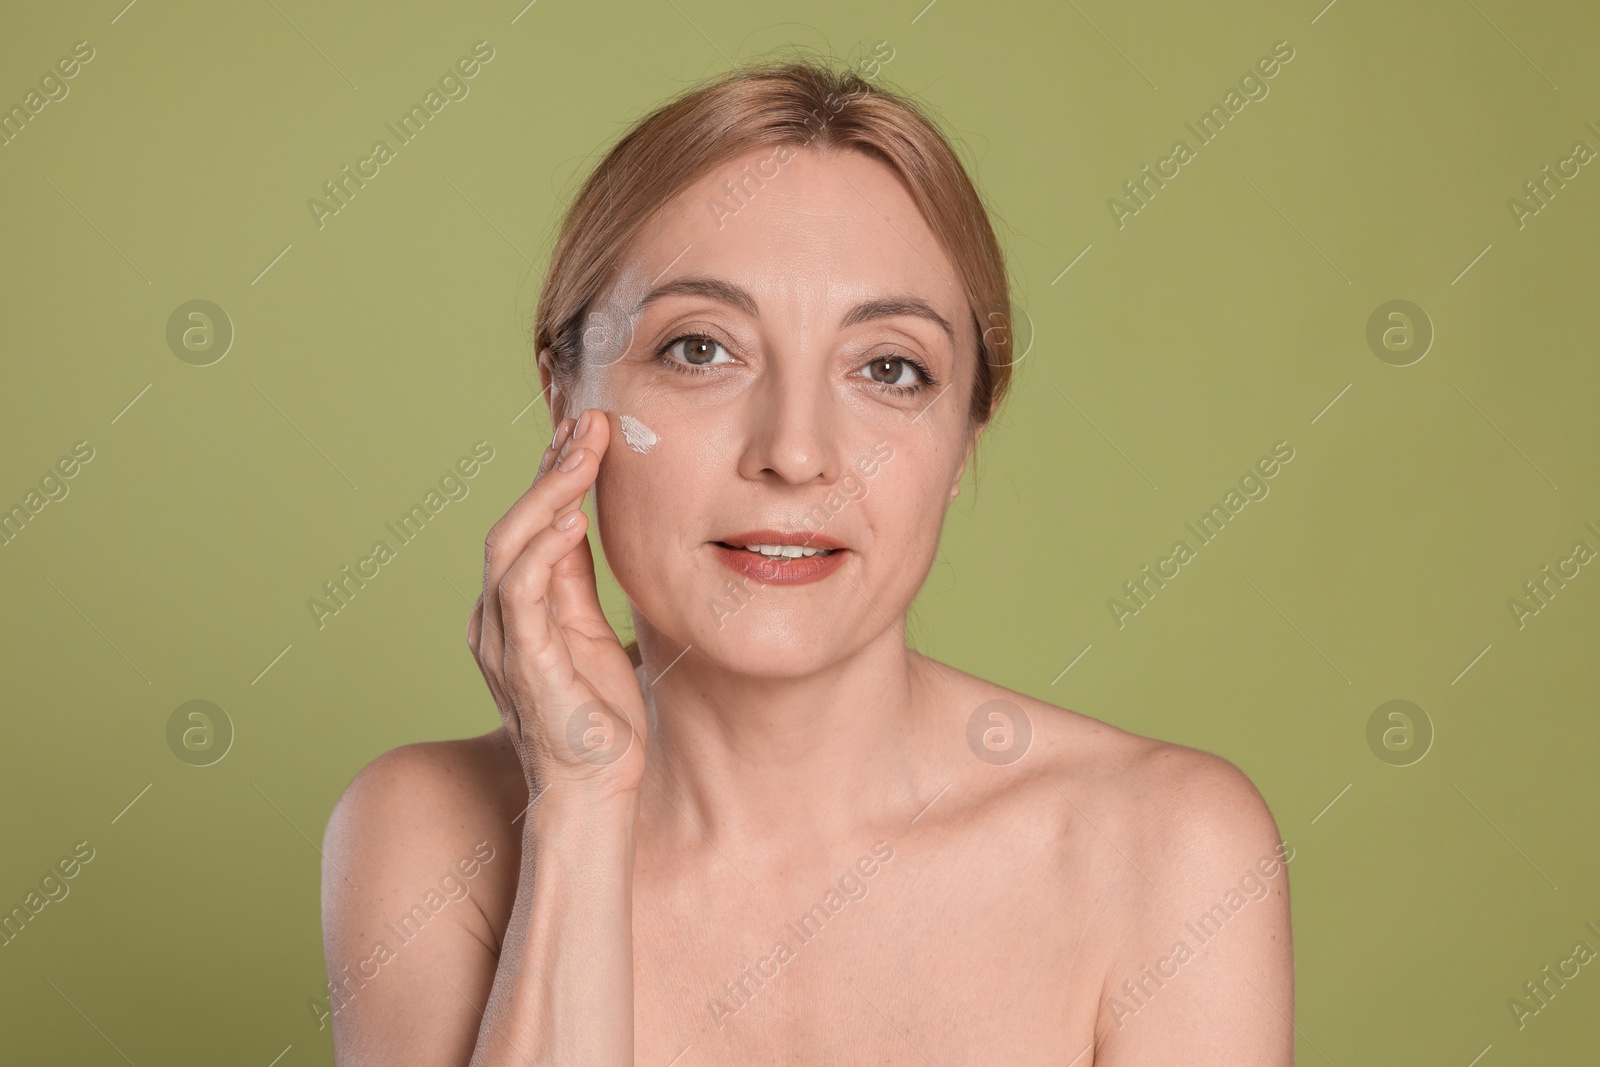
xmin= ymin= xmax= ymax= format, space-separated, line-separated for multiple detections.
xmin=2 ymin=1 xmax=1597 ymax=1063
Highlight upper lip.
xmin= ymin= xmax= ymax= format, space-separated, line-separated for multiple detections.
xmin=716 ymin=529 xmax=847 ymax=551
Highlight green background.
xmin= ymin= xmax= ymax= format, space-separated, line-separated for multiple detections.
xmin=2 ymin=0 xmax=1597 ymax=1062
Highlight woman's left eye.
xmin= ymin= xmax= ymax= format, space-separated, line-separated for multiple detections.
xmin=858 ymin=356 xmax=927 ymax=389
xmin=661 ymin=334 xmax=735 ymax=367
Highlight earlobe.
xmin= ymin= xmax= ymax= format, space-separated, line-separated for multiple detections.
xmin=950 ymin=427 xmax=982 ymax=501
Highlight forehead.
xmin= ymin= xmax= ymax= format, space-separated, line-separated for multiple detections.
xmin=617 ymin=146 xmax=967 ymax=317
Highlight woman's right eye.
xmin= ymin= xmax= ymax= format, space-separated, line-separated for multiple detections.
xmin=659 ymin=334 xmax=734 ymax=371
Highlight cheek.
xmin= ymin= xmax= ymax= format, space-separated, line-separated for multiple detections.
xmin=843 ymin=457 xmax=958 ymax=591
xmin=592 ymin=454 xmax=650 ymax=560
xmin=591 ymin=430 xmax=700 ymax=585
xmin=883 ymin=471 xmax=956 ymax=555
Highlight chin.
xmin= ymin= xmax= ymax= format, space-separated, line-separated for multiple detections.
xmin=721 ymin=627 xmax=841 ymax=677
xmin=664 ymin=611 xmax=846 ymax=678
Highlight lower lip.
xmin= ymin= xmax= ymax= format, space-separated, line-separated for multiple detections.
xmin=712 ymin=543 xmax=848 ymax=585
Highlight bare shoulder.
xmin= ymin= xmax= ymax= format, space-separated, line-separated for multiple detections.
xmin=1054 ymin=709 xmax=1284 ymax=879
xmin=319 ymin=730 xmax=530 ymax=1061
xmin=331 ymin=727 xmax=524 ymax=814
xmin=321 ymin=729 xmax=527 ymax=948
xmin=324 ymin=730 xmax=525 ymax=860
xmin=932 ymin=669 xmax=1295 ymax=1058
xmin=932 ymin=660 xmax=1284 ymax=879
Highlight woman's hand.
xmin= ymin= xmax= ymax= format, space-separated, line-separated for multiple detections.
xmin=467 ymin=409 xmax=648 ymax=802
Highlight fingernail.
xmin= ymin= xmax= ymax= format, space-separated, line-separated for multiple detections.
xmin=557 ymin=446 xmax=586 ymax=472
xmin=576 ymin=409 xmax=593 ymax=439
xmin=556 ymin=510 xmax=582 ymax=530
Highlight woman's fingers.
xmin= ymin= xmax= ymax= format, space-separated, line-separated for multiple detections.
xmin=476 ymin=416 xmax=589 ymax=685
xmin=545 ymin=415 xmax=616 ymax=639
xmin=475 ymin=412 xmax=611 ymax=734
xmin=495 ymin=508 xmax=591 ymax=699
xmin=462 ymin=406 xmax=645 ymax=790
xmin=466 ymin=594 xmax=513 ymax=726
xmin=547 ymin=516 xmax=611 ymax=637
xmin=483 ymin=415 xmax=591 ymax=593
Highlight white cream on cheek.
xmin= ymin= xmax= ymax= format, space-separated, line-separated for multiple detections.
xmin=560 ymin=268 xmax=663 ymax=506
xmin=618 ymin=414 xmax=659 ymax=454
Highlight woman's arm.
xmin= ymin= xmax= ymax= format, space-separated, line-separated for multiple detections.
xmin=322 ymin=409 xmax=650 ymax=1065
xmin=320 ymin=742 xmax=514 ymax=1065
xmin=319 ymin=750 xmax=640 ymax=1066
xmin=468 ymin=786 xmax=638 ymax=1065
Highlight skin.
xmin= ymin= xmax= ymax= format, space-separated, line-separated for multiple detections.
xmin=320 ymin=146 xmax=1294 ymax=1065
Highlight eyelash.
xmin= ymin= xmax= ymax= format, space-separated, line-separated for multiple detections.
xmin=653 ymin=332 xmax=939 ymax=397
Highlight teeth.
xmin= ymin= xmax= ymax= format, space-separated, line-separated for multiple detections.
xmin=740 ymin=543 xmax=832 ymax=558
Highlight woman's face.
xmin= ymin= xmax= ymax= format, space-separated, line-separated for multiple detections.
xmin=551 ymin=145 xmax=982 ymax=676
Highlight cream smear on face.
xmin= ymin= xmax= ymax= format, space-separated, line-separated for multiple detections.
xmin=618 ymin=414 xmax=659 ymax=454
xmin=559 ymin=267 xmax=657 ymax=506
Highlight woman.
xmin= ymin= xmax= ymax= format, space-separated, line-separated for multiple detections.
xmin=321 ymin=59 xmax=1293 ymax=1065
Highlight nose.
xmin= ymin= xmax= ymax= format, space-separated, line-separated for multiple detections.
xmin=734 ymin=353 xmax=843 ymax=486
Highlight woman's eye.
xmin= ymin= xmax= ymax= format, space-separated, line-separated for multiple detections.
xmin=860 ymin=356 xmax=924 ymax=388
xmin=664 ymin=335 xmax=733 ymax=366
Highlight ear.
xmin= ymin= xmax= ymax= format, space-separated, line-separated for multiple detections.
xmin=536 ymin=347 xmax=567 ymax=427
xmin=950 ymin=421 xmax=987 ymax=500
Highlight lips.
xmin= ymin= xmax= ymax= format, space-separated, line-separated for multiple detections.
xmin=712 ymin=529 xmax=849 ymax=585
xmin=717 ymin=529 xmax=847 ymax=552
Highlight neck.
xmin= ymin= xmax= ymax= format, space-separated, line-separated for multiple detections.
xmin=632 ymin=622 xmax=944 ymax=857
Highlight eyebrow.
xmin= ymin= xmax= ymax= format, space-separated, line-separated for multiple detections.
xmin=635 ymin=276 xmax=956 ymax=346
